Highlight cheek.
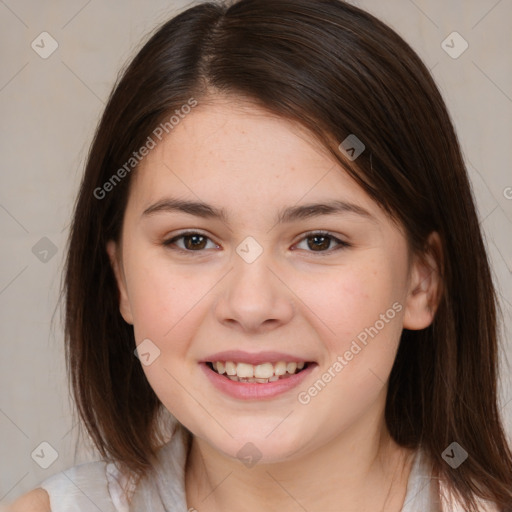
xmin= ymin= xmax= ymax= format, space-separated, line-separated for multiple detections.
xmin=125 ymin=255 xmax=208 ymax=412
xmin=126 ymin=250 xmax=202 ymax=337
xmin=322 ymin=257 xmax=406 ymax=396
xmin=297 ymin=255 xmax=402 ymax=347
xmin=293 ymin=254 xmax=406 ymax=406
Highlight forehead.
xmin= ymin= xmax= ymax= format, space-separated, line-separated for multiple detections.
xmin=127 ymin=96 xmax=379 ymax=221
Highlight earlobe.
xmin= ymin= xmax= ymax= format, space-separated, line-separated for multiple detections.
xmin=106 ymin=240 xmax=134 ymax=325
xmin=402 ymin=232 xmax=443 ymax=330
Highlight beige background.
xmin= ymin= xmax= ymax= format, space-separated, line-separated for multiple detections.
xmin=1 ymin=0 xmax=511 ymax=502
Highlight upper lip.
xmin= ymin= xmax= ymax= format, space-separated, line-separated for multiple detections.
xmin=201 ymin=350 xmax=314 ymax=366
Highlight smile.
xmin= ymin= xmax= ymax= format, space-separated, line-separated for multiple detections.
xmin=201 ymin=360 xmax=317 ymax=400
xmin=207 ymin=360 xmax=307 ymax=383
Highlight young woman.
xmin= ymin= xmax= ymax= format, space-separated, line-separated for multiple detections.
xmin=9 ymin=0 xmax=512 ymax=510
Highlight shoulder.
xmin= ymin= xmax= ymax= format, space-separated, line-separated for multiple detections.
xmin=6 ymin=488 xmax=51 ymax=511
xmin=437 ymin=472 xmax=502 ymax=512
xmin=9 ymin=459 xmax=127 ymax=512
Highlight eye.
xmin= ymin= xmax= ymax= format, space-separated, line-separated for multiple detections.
xmin=294 ymin=231 xmax=350 ymax=254
xmin=163 ymin=231 xmax=219 ymax=252
xmin=163 ymin=230 xmax=350 ymax=255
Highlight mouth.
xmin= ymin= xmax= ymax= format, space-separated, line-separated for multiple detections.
xmin=206 ymin=360 xmax=311 ymax=384
xmin=200 ymin=351 xmax=318 ymax=400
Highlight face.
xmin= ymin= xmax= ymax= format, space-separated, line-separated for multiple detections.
xmin=107 ymin=95 xmax=438 ymax=464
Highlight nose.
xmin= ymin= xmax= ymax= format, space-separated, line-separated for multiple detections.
xmin=214 ymin=252 xmax=295 ymax=334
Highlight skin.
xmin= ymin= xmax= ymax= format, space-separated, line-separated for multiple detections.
xmin=107 ymin=94 xmax=442 ymax=512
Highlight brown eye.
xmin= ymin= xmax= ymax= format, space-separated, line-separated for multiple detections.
xmin=182 ymin=234 xmax=207 ymax=250
xmin=307 ymin=234 xmax=331 ymax=251
xmin=163 ymin=232 xmax=218 ymax=252
xmin=295 ymin=231 xmax=350 ymax=254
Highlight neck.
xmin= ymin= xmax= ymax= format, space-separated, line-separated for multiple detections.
xmin=184 ymin=410 xmax=415 ymax=512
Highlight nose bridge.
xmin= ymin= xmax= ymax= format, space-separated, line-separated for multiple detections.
xmin=214 ymin=238 xmax=295 ymax=332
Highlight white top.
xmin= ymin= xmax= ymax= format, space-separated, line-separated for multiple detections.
xmin=36 ymin=428 xmax=468 ymax=511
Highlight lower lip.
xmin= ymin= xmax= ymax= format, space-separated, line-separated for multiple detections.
xmin=200 ymin=362 xmax=317 ymax=400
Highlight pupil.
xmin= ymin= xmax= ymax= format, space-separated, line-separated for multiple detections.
xmin=308 ymin=235 xmax=329 ymax=251
xmin=185 ymin=235 xmax=206 ymax=250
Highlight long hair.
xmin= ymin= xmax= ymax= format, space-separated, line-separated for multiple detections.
xmin=62 ymin=0 xmax=512 ymax=509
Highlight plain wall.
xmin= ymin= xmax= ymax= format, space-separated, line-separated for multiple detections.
xmin=1 ymin=0 xmax=511 ymax=502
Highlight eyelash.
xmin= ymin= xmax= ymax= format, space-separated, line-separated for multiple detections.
xmin=162 ymin=230 xmax=351 ymax=255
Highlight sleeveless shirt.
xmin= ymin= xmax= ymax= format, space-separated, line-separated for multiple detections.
xmin=37 ymin=426 xmax=494 ymax=511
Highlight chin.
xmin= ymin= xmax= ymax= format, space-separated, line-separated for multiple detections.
xmin=199 ymin=427 xmax=305 ymax=466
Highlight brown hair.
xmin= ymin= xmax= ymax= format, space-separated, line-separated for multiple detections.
xmin=63 ymin=0 xmax=512 ymax=509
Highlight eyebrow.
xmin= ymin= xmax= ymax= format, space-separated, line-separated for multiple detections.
xmin=141 ymin=197 xmax=376 ymax=224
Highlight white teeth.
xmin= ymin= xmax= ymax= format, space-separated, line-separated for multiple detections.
xmin=236 ymin=362 xmax=254 ymax=378
xmin=254 ymin=363 xmax=274 ymax=379
xmin=225 ymin=361 xmax=237 ymax=376
xmin=286 ymin=362 xmax=297 ymax=374
xmin=210 ymin=360 xmax=308 ymax=381
xmin=274 ymin=361 xmax=287 ymax=376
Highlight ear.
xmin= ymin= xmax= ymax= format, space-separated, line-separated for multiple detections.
xmin=106 ymin=240 xmax=134 ymax=325
xmin=402 ymin=232 xmax=443 ymax=330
